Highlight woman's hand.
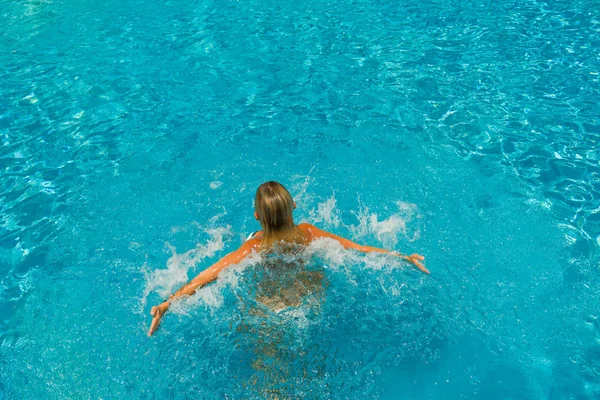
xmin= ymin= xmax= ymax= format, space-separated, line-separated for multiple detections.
xmin=397 ymin=253 xmax=429 ymax=274
xmin=148 ymin=301 xmax=170 ymax=336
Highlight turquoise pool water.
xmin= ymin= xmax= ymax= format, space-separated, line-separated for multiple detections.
xmin=1 ymin=0 xmax=599 ymax=398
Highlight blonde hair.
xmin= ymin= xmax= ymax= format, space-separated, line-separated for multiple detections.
xmin=254 ymin=181 xmax=306 ymax=251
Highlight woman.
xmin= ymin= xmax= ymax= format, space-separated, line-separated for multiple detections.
xmin=148 ymin=181 xmax=427 ymax=336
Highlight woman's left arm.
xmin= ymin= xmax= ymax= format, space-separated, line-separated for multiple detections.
xmin=300 ymin=223 xmax=429 ymax=274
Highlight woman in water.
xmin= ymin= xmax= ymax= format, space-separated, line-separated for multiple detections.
xmin=148 ymin=181 xmax=427 ymax=336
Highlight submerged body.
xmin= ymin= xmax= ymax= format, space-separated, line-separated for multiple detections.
xmin=256 ymin=268 xmax=325 ymax=312
xmin=237 ymin=262 xmax=327 ymax=399
xmin=148 ymin=182 xmax=427 ymax=336
xmin=248 ymin=237 xmax=326 ymax=313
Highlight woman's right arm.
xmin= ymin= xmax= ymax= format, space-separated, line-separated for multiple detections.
xmin=148 ymin=238 xmax=261 ymax=336
xmin=299 ymin=223 xmax=429 ymax=274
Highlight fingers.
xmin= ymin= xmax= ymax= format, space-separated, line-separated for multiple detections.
xmin=148 ymin=314 xmax=161 ymax=337
xmin=398 ymin=253 xmax=429 ymax=274
xmin=415 ymin=262 xmax=430 ymax=274
xmin=148 ymin=305 xmax=165 ymax=336
xmin=406 ymin=254 xmax=428 ymax=274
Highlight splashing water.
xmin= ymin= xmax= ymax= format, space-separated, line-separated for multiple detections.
xmin=2 ymin=0 xmax=600 ymax=397
xmin=142 ymin=225 xmax=232 ymax=308
xmin=348 ymin=201 xmax=421 ymax=248
xmin=140 ymin=222 xmax=431 ymax=398
xmin=310 ymin=195 xmax=342 ymax=228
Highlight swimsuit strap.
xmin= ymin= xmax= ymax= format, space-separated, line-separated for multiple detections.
xmin=246 ymin=230 xmax=260 ymax=241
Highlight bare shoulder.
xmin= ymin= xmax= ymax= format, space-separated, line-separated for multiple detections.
xmin=298 ymin=223 xmax=327 ymax=241
xmin=241 ymin=237 xmax=262 ymax=252
xmin=297 ymin=222 xmax=316 ymax=235
xmin=296 ymin=223 xmax=312 ymax=241
xmin=298 ymin=222 xmax=313 ymax=230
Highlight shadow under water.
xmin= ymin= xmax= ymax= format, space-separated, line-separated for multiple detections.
xmin=234 ymin=251 xmax=329 ymax=399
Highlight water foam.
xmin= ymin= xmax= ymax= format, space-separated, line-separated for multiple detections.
xmin=170 ymin=251 xmax=262 ymax=315
xmin=290 ymin=176 xmax=421 ymax=250
xmin=348 ymin=201 xmax=421 ymax=248
xmin=141 ymin=225 xmax=232 ymax=309
xmin=290 ymin=172 xmax=315 ymax=212
xmin=142 ymin=197 xmax=422 ymax=317
xmin=309 ymin=196 xmax=341 ymax=229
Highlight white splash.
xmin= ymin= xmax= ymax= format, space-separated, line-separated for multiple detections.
xmin=348 ymin=201 xmax=420 ymax=248
xmin=141 ymin=226 xmax=232 ymax=308
xmin=305 ymin=237 xmax=350 ymax=268
xmin=304 ymin=237 xmax=403 ymax=274
xmin=141 ymin=198 xmax=421 ymax=316
xmin=310 ymin=196 xmax=341 ymax=229
xmin=172 ymin=251 xmax=262 ymax=315
xmin=291 ymin=173 xmax=315 ymax=212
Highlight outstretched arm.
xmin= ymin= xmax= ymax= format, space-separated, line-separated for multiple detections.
xmin=148 ymin=238 xmax=260 ymax=336
xmin=300 ymin=223 xmax=429 ymax=274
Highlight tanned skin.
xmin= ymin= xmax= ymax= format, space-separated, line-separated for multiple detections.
xmin=148 ymin=221 xmax=427 ymax=336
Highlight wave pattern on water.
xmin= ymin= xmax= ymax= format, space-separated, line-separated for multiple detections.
xmin=1 ymin=0 xmax=600 ymax=398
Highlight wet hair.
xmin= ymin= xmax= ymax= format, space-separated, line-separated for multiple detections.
xmin=254 ymin=181 xmax=306 ymax=250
